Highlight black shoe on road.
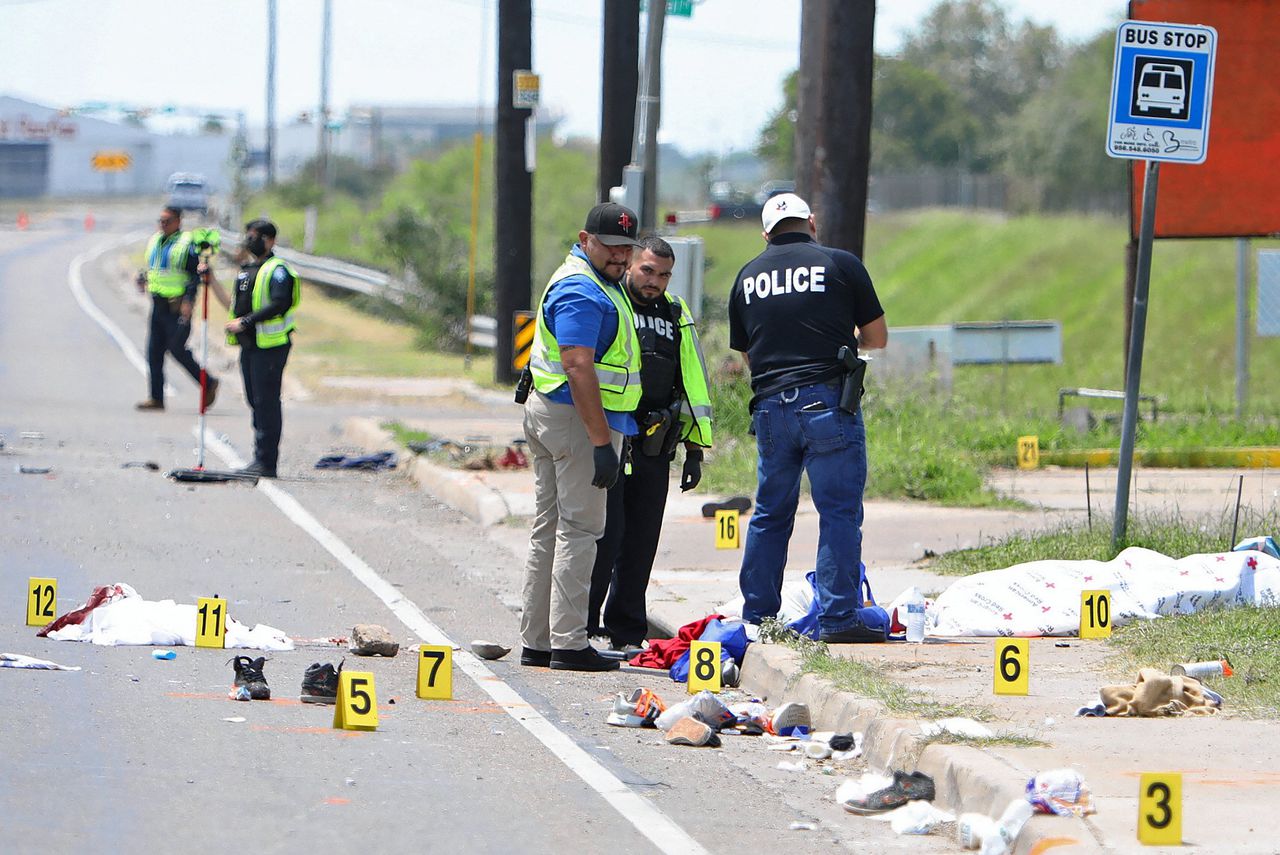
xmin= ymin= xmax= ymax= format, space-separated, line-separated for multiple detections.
xmin=239 ymin=461 xmax=277 ymax=479
xmin=700 ymin=496 xmax=752 ymax=518
xmin=300 ymin=660 xmax=342 ymax=704
xmin=550 ymin=646 xmax=621 ymax=672
xmin=230 ymin=655 xmax=271 ymax=700
xmin=520 ymin=647 xmax=552 ymax=667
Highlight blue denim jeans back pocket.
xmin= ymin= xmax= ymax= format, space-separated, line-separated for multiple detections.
xmin=752 ymin=406 xmax=774 ymax=456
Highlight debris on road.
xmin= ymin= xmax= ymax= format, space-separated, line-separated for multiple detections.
xmin=17 ymin=464 xmax=52 ymax=474
xmin=665 ymin=716 xmax=721 ymax=747
xmin=0 ymin=652 xmax=81 ymax=671
xmin=470 ymin=640 xmax=510 ymax=660
xmin=121 ymin=461 xmax=161 ymax=471
xmin=315 ymin=451 xmax=397 ymax=471
xmin=349 ymin=624 xmax=398 ymax=657
xmin=300 ymin=661 xmax=342 ymax=704
xmin=1026 ymin=768 xmax=1096 ymax=817
xmin=152 ymin=650 xmax=177 ymax=660
xmin=957 ymin=799 xmax=1034 ymax=854
xmin=229 ymin=655 xmax=271 ymax=700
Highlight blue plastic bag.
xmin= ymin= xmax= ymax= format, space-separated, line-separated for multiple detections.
xmin=669 ymin=618 xmax=750 ymax=682
xmin=786 ymin=565 xmax=890 ymax=642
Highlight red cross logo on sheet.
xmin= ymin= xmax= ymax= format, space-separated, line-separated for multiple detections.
xmin=1002 ymin=612 xmax=1013 ymax=621
xmin=1180 ymin=570 xmax=1190 ymax=576
xmin=1216 ymin=555 xmax=1226 ymax=562
xmin=1083 ymin=576 xmax=1093 ymax=582
xmin=1044 ymin=582 xmax=1056 ymax=589
xmin=1215 ymin=577 xmax=1225 ymax=583
xmin=618 ymin=212 xmax=632 ymax=231
xmin=1041 ymin=606 xmax=1051 ymax=613
xmin=1247 ymin=556 xmax=1258 ymax=569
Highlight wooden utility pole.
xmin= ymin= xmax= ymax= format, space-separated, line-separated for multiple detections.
xmin=495 ymin=0 xmax=533 ymax=385
xmin=815 ymin=0 xmax=875 ymax=258
xmin=794 ymin=0 xmax=826 ymax=202
xmin=599 ymin=0 xmax=640 ymax=203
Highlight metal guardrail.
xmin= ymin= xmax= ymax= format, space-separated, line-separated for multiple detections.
xmin=216 ymin=230 xmax=408 ymax=305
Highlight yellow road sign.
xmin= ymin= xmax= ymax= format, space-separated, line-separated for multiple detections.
xmin=91 ymin=151 xmax=132 ymax=172
xmin=512 ymin=310 xmax=536 ymax=371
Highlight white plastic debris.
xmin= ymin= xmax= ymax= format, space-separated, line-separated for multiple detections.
xmin=888 ymin=800 xmax=956 ymax=835
xmin=957 ymin=799 xmax=1035 ymax=854
xmin=222 ymin=716 xmax=246 ymax=723
xmin=835 ymin=772 xmax=894 ymax=807
xmin=804 ymin=741 xmax=833 ymax=760
xmin=776 ymin=760 xmax=808 ymax=772
xmin=788 ymin=821 xmax=817 ymax=831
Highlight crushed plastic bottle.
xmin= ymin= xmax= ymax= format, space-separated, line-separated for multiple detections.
xmin=957 ymin=799 xmax=1034 ymax=855
xmin=904 ymin=587 xmax=927 ymax=643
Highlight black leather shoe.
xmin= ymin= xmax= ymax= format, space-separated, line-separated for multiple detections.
xmin=819 ymin=624 xmax=886 ymax=644
xmin=550 ymin=646 xmax=620 ymax=672
xmin=239 ymin=461 xmax=277 ymax=479
xmin=520 ymin=647 xmax=551 ymax=667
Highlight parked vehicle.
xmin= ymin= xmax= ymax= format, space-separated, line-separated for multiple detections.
xmin=707 ymin=179 xmax=796 ymax=222
xmin=166 ymin=172 xmax=209 ymax=216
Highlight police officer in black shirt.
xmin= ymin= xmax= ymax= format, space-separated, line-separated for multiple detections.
xmin=728 ymin=194 xmax=887 ymax=644
xmin=202 ymin=219 xmax=300 ymax=478
xmin=588 ymin=235 xmax=714 ymax=649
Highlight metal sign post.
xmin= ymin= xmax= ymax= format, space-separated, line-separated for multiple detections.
xmin=1106 ymin=20 xmax=1217 ymax=547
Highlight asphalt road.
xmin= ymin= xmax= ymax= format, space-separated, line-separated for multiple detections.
xmin=0 ymin=212 xmax=952 ymax=854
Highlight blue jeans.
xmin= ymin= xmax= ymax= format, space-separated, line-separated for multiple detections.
xmin=739 ymin=381 xmax=866 ymax=634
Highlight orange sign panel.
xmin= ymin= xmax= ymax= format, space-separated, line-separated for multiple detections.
xmin=1129 ymin=0 xmax=1280 ymax=238
xmin=91 ymin=151 xmax=132 ymax=172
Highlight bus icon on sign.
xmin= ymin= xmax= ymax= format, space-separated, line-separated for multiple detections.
xmin=1137 ymin=62 xmax=1185 ymax=114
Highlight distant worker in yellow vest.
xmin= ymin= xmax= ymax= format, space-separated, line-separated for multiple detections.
xmin=518 ymin=203 xmax=642 ymax=673
xmin=200 ymin=219 xmax=300 ymax=479
xmin=134 ymin=205 xmax=219 ymax=411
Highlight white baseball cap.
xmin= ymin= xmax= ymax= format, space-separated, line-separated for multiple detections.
xmin=761 ymin=192 xmax=812 ymax=233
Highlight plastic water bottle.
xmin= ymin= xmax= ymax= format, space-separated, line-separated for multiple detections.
xmin=904 ymin=587 xmax=926 ymax=643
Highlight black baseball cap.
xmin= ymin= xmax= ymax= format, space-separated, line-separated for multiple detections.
xmin=583 ymin=203 xmax=641 ymax=247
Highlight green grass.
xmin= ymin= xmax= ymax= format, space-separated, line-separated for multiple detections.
xmin=929 ymin=507 xmax=1280 ymax=576
xmin=1109 ymin=606 xmax=1280 ymax=718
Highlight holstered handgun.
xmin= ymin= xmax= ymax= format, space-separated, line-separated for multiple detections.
xmin=837 ymin=345 xmax=867 ymax=416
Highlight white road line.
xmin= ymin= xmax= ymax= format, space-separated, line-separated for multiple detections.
xmin=69 ymin=238 xmax=709 ymax=855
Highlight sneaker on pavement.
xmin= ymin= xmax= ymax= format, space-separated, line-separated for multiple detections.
xmin=770 ymin=701 xmax=812 ymax=736
xmin=300 ymin=660 xmax=342 ymax=704
xmin=665 ymin=716 xmax=722 ymax=747
xmin=135 ymin=399 xmax=165 ymax=411
xmin=842 ymin=770 xmax=936 ymax=815
xmin=606 ymin=688 xmax=667 ymax=728
xmin=700 ymin=495 xmax=752 ymax=518
xmin=229 ymin=655 xmax=271 ymax=700
xmin=520 ymin=647 xmax=552 ymax=667
xmin=550 ymin=646 xmax=620 ymax=672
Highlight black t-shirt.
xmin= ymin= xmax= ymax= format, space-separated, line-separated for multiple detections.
xmin=632 ymin=295 xmax=679 ymax=414
xmin=728 ymin=232 xmax=883 ymax=401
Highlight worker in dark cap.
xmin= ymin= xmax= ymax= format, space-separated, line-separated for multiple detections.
xmin=517 ymin=203 xmax=642 ymax=673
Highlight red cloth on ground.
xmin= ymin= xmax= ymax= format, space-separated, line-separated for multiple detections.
xmin=36 ymin=584 xmax=129 ymax=637
xmin=629 ymin=613 xmax=723 ymax=669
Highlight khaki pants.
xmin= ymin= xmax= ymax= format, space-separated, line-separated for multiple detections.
xmin=519 ymin=391 xmax=622 ymax=652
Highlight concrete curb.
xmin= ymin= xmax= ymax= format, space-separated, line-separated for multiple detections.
xmin=740 ymin=643 xmax=1094 ymax=854
xmin=342 ymin=417 xmax=512 ymax=527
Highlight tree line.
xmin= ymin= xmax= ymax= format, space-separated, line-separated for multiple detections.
xmin=756 ymin=0 xmax=1128 ymax=213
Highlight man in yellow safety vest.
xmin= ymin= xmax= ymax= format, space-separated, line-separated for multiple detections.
xmin=134 ymin=205 xmax=220 ymax=411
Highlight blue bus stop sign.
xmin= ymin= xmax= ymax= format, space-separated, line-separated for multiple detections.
xmin=1107 ymin=21 xmax=1217 ymax=164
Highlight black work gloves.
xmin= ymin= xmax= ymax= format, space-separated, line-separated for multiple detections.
xmin=592 ymin=442 xmax=620 ymax=490
xmin=681 ymin=447 xmax=703 ymax=492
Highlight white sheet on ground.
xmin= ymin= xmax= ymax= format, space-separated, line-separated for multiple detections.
xmin=46 ymin=584 xmax=293 ymax=650
xmin=929 ymin=545 xmax=1280 ymax=637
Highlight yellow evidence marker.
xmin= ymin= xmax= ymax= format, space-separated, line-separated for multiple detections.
xmin=688 ymin=640 xmax=722 ymax=694
xmin=195 ymin=597 xmax=227 ymax=648
xmin=1080 ymin=589 xmax=1112 ymax=639
xmin=333 ymin=670 xmax=379 ymax=731
xmin=26 ymin=577 xmax=56 ymax=627
xmin=1137 ymin=772 xmax=1182 ymax=845
xmin=1016 ymin=435 xmax=1040 ymax=470
xmin=417 ymin=644 xmax=453 ymax=700
xmin=993 ymin=638 xmax=1029 ymax=695
xmin=714 ymin=508 xmax=740 ymax=549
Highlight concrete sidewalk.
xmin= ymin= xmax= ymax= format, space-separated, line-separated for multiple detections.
xmin=342 ymin=380 xmax=1278 ymax=854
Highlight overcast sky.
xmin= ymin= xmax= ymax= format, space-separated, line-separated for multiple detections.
xmin=0 ymin=0 xmax=1127 ymax=154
